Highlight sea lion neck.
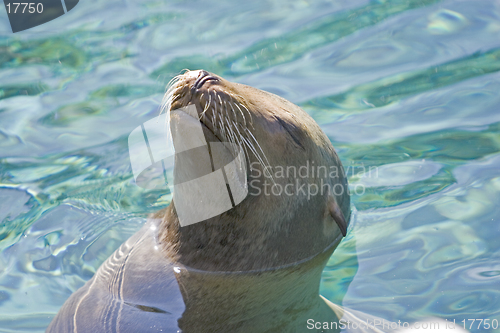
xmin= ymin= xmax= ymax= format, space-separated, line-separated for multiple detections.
xmin=157 ymin=190 xmax=341 ymax=272
xmin=171 ymin=234 xmax=341 ymax=333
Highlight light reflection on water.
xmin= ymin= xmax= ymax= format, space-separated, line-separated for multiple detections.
xmin=1 ymin=0 xmax=500 ymax=332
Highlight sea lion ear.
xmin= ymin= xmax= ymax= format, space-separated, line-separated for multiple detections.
xmin=328 ymin=194 xmax=347 ymax=237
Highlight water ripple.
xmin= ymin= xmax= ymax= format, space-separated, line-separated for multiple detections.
xmin=0 ymin=0 xmax=499 ymax=331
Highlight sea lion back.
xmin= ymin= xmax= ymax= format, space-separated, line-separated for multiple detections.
xmin=47 ymin=221 xmax=185 ymax=333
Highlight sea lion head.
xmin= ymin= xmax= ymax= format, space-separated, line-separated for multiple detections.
xmin=158 ymin=69 xmax=350 ymax=272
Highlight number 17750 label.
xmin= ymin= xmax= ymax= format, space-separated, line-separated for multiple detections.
xmin=461 ymin=319 xmax=499 ymax=330
xmin=3 ymin=0 xmax=79 ymax=33
xmin=6 ymin=3 xmax=44 ymax=14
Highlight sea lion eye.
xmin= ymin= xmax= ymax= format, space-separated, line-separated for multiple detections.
xmin=274 ymin=116 xmax=305 ymax=150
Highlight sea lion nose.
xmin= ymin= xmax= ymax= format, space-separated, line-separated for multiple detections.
xmin=198 ymin=70 xmax=210 ymax=78
xmin=193 ymin=70 xmax=218 ymax=90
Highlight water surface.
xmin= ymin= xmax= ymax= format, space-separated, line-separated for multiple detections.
xmin=1 ymin=0 xmax=499 ymax=332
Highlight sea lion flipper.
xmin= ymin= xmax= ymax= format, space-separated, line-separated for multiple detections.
xmin=328 ymin=194 xmax=347 ymax=237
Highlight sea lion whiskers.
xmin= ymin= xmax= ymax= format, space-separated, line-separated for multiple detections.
xmin=158 ymin=76 xmax=182 ymax=149
xmin=239 ymin=133 xmax=268 ymax=178
xmin=220 ymin=95 xmax=239 ymax=125
xmin=217 ymin=93 xmax=223 ymax=109
xmin=198 ymin=93 xmax=205 ymax=118
xmin=219 ymin=117 xmax=229 ymax=144
xmin=236 ymin=100 xmax=253 ymax=128
xmin=159 ymin=74 xmax=183 ymax=116
xmin=214 ymin=92 xmax=230 ymax=142
xmin=211 ymin=98 xmax=273 ymax=182
xmin=242 ymin=126 xmax=275 ymax=181
xmin=218 ymin=93 xmax=229 ymax=141
xmin=232 ymin=101 xmax=248 ymax=128
xmin=210 ymin=89 xmax=217 ymax=131
xmin=223 ymin=100 xmax=240 ymax=143
xmin=203 ymin=89 xmax=237 ymax=152
xmin=226 ymin=118 xmax=251 ymax=171
xmin=220 ymin=89 xmax=252 ymax=128
xmin=216 ymin=92 xmax=230 ymax=140
xmin=199 ymin=90 xmax=211 ymax=122
xmin=213 ymin=112 xmax=242 ymax=159
xmin=200 ymin=85 xmax=273 ymax=179
xmin=222 ymin=115 xmax=247 ymax=166
xmin=222 ymin=95 xmax=238 ymax=124
xmin=228 ymin=120 xmax=274 ymax=182
xmin=204 ymin=88 xmax=214 ymax=126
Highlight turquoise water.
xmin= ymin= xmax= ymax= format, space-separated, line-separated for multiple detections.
xmin=1 ymin=0 xmax=500 ymax=332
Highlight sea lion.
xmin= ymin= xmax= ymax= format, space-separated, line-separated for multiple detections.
xmin=47 ymin=70 xmax=351 ymax=333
